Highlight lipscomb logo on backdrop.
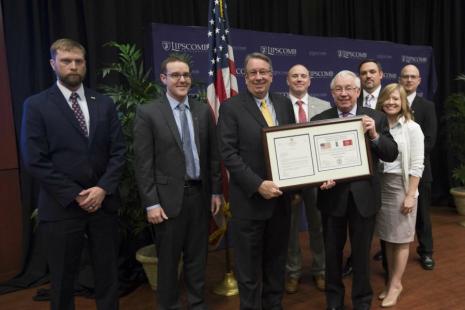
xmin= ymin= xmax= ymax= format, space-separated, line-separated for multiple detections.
xmin=337 ymin=50 xmax=367 ymax=59
xmin=311 ymin=71 xmax=334 ymax=79
xmin=401 ymin=55 xmax=428 ymax=64
xmin=260 ymin=45 xmax=297 ymax=56
xmin=161 ymin=41 xmax=209 ymax=53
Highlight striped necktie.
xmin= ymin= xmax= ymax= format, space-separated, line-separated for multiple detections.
xmin=70 ymin=92 xmax=88 ymax=137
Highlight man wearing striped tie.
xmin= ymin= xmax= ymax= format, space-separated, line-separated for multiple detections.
xmin=358 ymin=59 xmax=384 ymax=109
xmin=20 ymin=38 xmax=126 ymax=310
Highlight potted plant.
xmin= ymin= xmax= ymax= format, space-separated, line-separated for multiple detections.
xmin=100 ymin=42 xmax=164 ymax=289
xmin=445 ymin=74 xmax=465 ymax=220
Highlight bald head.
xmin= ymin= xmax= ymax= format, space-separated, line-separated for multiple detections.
xmin=287 ymin=64 xmax=311 ymax=98
xmin=399 ymin=64 xmax=421 ymax=95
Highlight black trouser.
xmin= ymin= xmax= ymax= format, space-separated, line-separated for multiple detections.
xmin=323 ymin=194 xmax=375 ymax=310
xmin=41 ymin=213 xmax=120 ymax=310
xmin=416 ymin=181 xmax=433 ymax=256
xmin=155 ymin=184 xmax=209 ymax=310
xmin=231 ymin=205 xmax=290 ymax=310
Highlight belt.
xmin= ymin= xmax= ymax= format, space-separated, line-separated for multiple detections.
xmin=184 ymin=180 xmax=202 ymax=188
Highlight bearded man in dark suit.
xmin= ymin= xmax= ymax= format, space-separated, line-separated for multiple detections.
xmin=20 ymin=38 xmax=126 ymax=310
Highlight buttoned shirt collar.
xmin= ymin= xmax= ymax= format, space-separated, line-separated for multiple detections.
xmin=56 ymin=81 xmax=85 ymax=101
xmin=407 ymin=92 xmax=417 ymax=107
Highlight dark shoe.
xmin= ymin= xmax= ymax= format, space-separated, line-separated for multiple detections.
xmin=285 ymin=277 xmax=299 ymax=294
xmin=313 ymin=274 xmax=325 ymax=291
xmin=342 ymin=257 xmax=353 ymax=277
xmin=373 ymin=250 xmax=383 ymax=261
xmin=420 ymin=255 xmax=435 ymax=270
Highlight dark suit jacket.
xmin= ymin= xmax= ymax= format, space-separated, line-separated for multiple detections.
xmin=133 ymin=95 xmax=221 ymax=217
xmin=217 ymin=91 xmax=296 ymax=220
xmin=411 ymin=95 xmax=437 ymax=182
xmin=311 ymin=107 xmax=398 ymax=217
xmin=20 ymin=84 xmax=126 ymax=221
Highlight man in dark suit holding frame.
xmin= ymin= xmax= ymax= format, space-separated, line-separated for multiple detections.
xmin=218 ymin=52 xmax=295 ymax=309
xmin=20 ymin=38 xmax=126 ymax=310
xmin=312 ymin=70 xmax=398 ymax=310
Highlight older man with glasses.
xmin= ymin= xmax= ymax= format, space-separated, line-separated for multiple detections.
xmin=311 ymin=70 xmax=398 ymax=310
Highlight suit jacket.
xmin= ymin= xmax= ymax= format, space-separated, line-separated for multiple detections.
xmin=218 ymin=91 xmax=296 ymax=220
xmin=307 ymin=95 xmax=331 ymax=120
xmin=411 ymin=95 xmax=437 ymax=182
xmin=20 ymin=84 xmax=126 ymax=221
xmin=357 ymin=93 xmax=364 ymax=107
xmin=311 ymin=107 xmax=398 ymax=217
xmin=133 ymin=95 xmax=221 ymax=217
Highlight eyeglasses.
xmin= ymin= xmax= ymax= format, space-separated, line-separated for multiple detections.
xmin=333 ymin=86 xmax=358 ymax=94
xmin=400 ymin=74 xmax=419 ymax=80
xmin=164 ymin=72 xmax=192 ymax=80
xmin=246 ymin=70 xmax=272 ymax=78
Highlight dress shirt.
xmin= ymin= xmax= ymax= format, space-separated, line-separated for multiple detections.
xmin=381 ymin=116 xmax=424 ymax=194
xmin=289 ymin=93 xmax=309 ymax=123
xmin=254 ymin=94 xmax=278 ymax=125
xmin=406 ymin=92 xmax=417 ymax=107
xmin=56 ymin=81 xmax=90 ymax=133
xmin=362 ymin=86 xmax=381 ymax=109
xmin=337 ymin=105 xmax=358 ymax=118
xmin=147 ymin=93 xmax=201 ymax=211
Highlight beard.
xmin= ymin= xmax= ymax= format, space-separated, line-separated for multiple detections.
xmin=58 ymin=73 xmax=84 ymax=89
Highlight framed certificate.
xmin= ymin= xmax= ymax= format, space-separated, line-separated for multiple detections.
xmin=262 ymin=116 xmax=373 ymax=190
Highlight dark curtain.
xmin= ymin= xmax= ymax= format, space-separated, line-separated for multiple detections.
xmin=1 ymin=0 xmax=464 ymax=293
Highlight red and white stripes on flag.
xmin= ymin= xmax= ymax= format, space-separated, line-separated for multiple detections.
xmin=207 ymin=0 xmax=238 ymax=121
xmin=207 ymin=0 xmax=238 ymax=249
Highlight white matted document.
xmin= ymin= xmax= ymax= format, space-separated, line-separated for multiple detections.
xmin=262 ymin=116 xmax=373 ymax=190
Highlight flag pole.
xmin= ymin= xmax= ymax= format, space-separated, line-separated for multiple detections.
xmin=207 ymin=0 xmax=239 ymax=296
xmin=212 ymin=201 xmax=238 ymax=296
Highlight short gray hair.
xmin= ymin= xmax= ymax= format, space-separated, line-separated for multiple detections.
xmin=330 ymin=70 xmax=361 ymax=89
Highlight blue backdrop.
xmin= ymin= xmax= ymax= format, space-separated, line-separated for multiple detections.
xmin=150 ymin=23 xmax=437 ymax=103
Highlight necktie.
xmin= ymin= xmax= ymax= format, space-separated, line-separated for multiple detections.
xmin=296 ymin=100 xmax=307 ymax=123
xmin=260 ymin=100 xmax=274 ymax=126
xmin=365 ymin=94 xmax=374 ymax=108
xmin=70 ymin=93 xmax=88 ymax=137
xmin=341 ymin=112 xmax=351 ymax=118
xmin=178 ymin=103 xmax=196 ymax=179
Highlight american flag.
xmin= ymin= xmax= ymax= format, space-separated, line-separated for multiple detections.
xmin=207 ymin=0 xmax=238 ymax=121
xmin=207 ymin=0 xmax=238 ymax=249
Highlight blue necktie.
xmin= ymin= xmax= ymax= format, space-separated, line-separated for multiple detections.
xmin=178 ymin=103 xmax=196 ymax=179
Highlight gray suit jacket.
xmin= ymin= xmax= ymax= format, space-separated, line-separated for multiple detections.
xmin=306 ymin=95 xmax=331 ymax=121
xmin=133 ymin=95 xmax=221 ymax=217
